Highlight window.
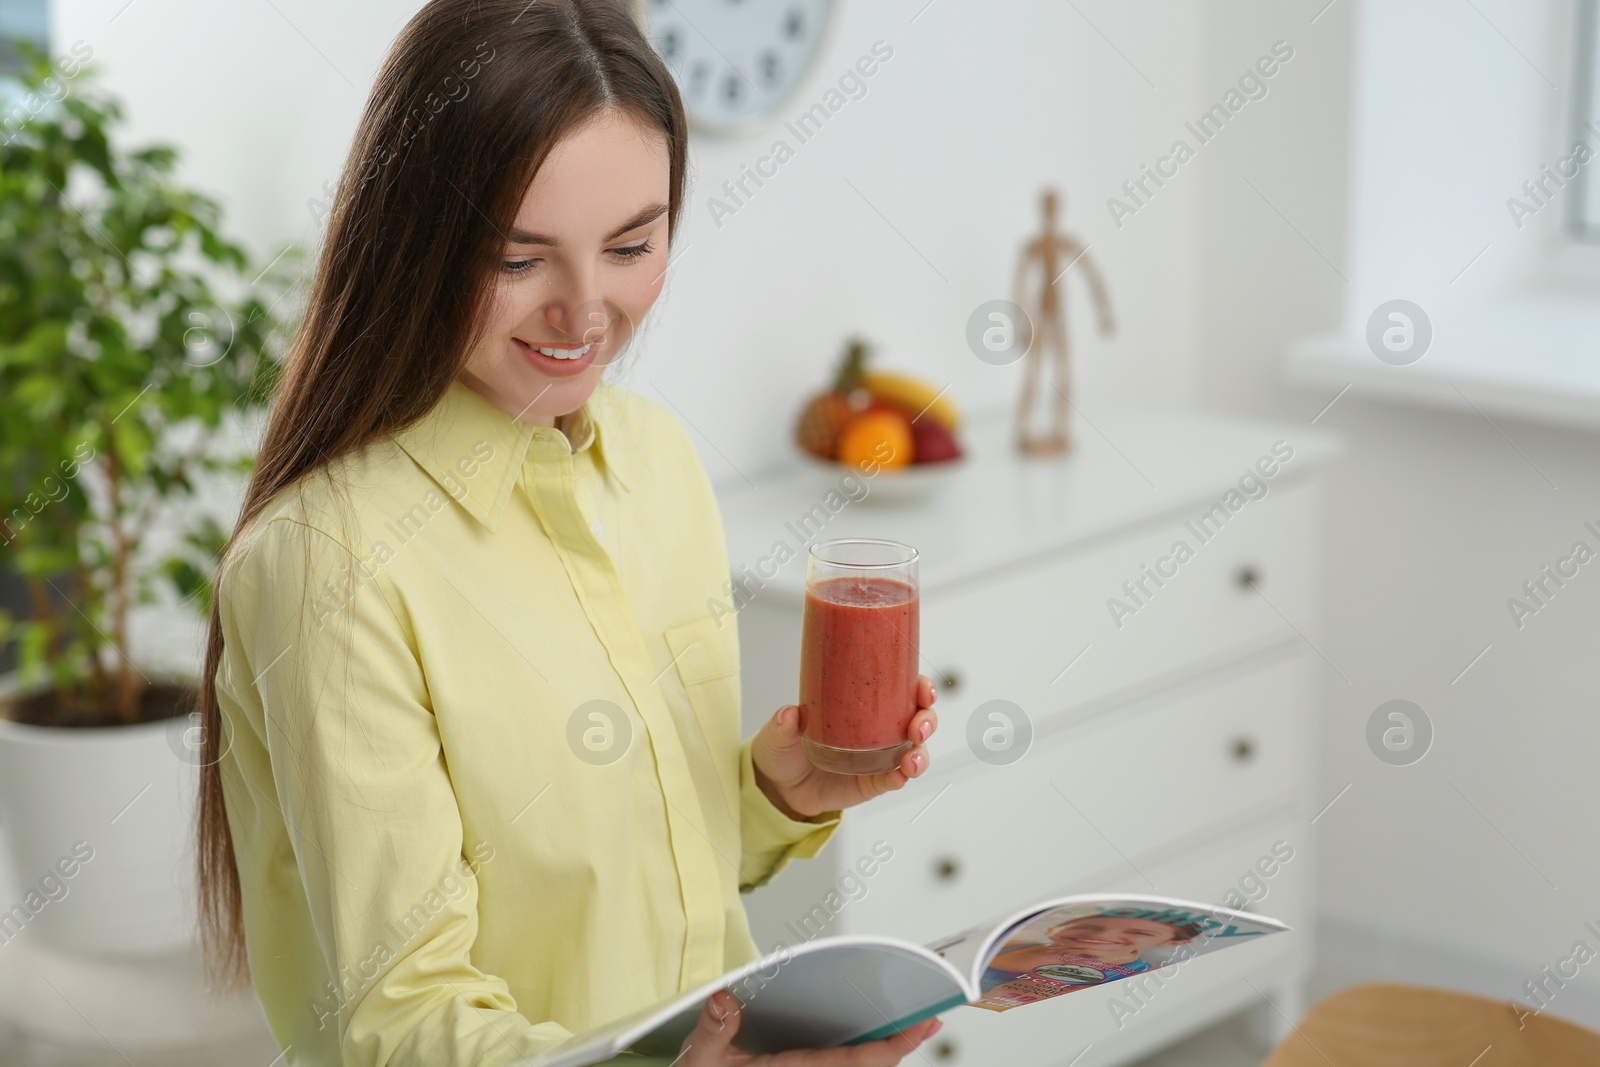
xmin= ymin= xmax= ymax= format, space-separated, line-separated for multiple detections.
xmin=1572 ymin=0 xmax=1600 ymax=241
xmin=0 ymin=0 xmax=49 ymax=79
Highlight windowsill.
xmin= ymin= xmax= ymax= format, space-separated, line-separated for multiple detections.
xmin=1287 ymin=293 xmax=1600 ymax=432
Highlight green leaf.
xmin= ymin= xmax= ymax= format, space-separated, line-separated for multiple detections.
xmin=163 ymin=557 xmax=208 ymax=611
xmin=16 ymin=620 xmax=50 ymax=680
xmin=12 ymin=373 xmax=68 ymax=420
xmin=0 ymin=320 xmax=68 ymax=368
xmin=110 ymin=405 xmax=153 ymax=476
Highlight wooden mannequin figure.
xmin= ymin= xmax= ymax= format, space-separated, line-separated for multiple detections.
xmin=1013 ymin=188 xmax=1114 ymax=455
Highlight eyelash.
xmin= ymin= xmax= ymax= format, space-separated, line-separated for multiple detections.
xmin=501 ymin=239 xmax=655 ymax=275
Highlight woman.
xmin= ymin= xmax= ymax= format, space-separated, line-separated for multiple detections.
xmin=194 ymin=2 xmax=941 ymax=1064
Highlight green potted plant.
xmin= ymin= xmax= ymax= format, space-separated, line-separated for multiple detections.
xmin=0 ymin=41 xmax=298 ymax=954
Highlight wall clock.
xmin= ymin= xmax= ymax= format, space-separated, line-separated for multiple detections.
xmin=631 ymin=0 xmax=839 ymax=138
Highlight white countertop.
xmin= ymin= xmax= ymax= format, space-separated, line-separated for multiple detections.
xmin=715 ymin=405 xmax=1342 ymax=603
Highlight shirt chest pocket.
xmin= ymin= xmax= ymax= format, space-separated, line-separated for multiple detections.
xmin=662 ymin=613 xmax=742 ymax=812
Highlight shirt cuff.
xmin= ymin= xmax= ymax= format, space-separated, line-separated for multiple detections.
xmin=737 ymin=735 xmax=841 ymax=892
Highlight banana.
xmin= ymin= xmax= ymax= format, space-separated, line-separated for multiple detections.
xmin=860 ymin=371 xmax=962 ymax=431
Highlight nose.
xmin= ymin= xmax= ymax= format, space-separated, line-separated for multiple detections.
xmin=544 ymin=267 xmax=610 ymax=344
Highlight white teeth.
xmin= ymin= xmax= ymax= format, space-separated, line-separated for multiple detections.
xmin=528 ymin=341 xmax=592 ymax=360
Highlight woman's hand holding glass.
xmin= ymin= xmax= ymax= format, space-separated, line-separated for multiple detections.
xmin=750 ymin=675 xmax=938 ymax=820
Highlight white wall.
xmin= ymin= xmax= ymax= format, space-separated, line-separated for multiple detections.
xmin=52 ymin=0 xmax=1207 ymax=489
xmin=1196 ymin=0 xmax=1600 ymax=1023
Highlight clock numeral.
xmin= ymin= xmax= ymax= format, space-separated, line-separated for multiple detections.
xmin=644 ymin=1 xmax=833 ymax=127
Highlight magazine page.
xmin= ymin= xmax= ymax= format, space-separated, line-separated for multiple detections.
xmin=513 ymin=936 xmax=968 ymax=1067
xmin=621 ymin=938 xmax=968 ymax=1057
xmin=965 ymin=895 xmax=1287 ymax=1013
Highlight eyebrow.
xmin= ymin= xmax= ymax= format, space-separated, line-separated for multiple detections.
xmin=506 ymin=202 xmax=669 ymax=247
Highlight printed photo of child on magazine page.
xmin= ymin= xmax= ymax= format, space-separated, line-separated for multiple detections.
xmin=970 ymin=904 xmax=1240 ymax=1011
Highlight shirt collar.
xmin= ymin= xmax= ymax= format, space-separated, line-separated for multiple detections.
xmin=393 ymin=378 xmax=633 ymax=533
xmin=554 ymin=392 xmax=634 ymax=491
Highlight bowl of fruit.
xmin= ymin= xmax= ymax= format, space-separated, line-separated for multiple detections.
xmin=794 ymin=337 xmax=965 ymax=503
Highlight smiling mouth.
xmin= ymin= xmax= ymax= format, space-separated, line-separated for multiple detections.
xmin=518 ymin=339 xmax=598 ymax=360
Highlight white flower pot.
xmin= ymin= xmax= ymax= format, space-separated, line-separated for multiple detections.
xmin=0 ymin=706 xmax=198 ymax=956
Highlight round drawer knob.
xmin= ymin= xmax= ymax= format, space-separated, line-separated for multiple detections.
xmin=932 ymin=1037 xmax=958 ymax=1061
xmin=933 ymin=856 xmax=961 ymax=883
xmin=938 ymin=669 xmax=962 ymax=693
xmin=1231 ymin=736 xmax=1257 ymax=763
xmin=1235 ymin=565 xmax=1260 ymax=590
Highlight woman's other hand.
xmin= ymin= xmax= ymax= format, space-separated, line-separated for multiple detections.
xmin=677 ymin=989 xmax=942 ymax=1066
xmin=750 ymin=675 xmax=938 ymax=819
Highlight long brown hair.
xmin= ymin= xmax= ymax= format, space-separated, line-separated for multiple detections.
xmin=196 ymin=0 xmax=688 ymax=988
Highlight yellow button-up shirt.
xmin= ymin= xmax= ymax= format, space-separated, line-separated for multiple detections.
xmin=215 ymin=378 xmax=840 ymax=1067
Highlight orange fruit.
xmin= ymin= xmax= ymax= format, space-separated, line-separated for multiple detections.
xmin=836 ymin=409 xmax=914 ymax=471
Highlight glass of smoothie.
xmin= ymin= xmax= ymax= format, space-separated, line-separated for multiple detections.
xmin=799 ymin=537 xmax=920 ymax=775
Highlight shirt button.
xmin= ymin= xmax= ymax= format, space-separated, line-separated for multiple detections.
xmin=590 ymin=519 xmax=604 ymax=539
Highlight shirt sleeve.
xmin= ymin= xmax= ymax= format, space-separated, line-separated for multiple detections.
xmin=225 ymin=515 xmax=574 ymax=1067
xmin=736 ymin=735 xmax=841 ymax=892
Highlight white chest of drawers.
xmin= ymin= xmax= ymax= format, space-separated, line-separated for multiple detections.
xmin=716 ymin=407 xmax=1338 ymax=1066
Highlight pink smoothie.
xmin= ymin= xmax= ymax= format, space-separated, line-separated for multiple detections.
xmin=799 ymin=575 xmax=919 ymax=751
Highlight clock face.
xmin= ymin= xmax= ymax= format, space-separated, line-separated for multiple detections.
xmin=633 ymin=0 xmax=837 ymax=136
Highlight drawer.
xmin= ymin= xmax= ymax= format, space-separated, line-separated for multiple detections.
xmin=835 ymin=658 xmax=1304 ymax=946
xmin=917 ymin=480 xmax=1317 ymax=772
xmin=1045 ymin=657 xmax=1305 ymax=857
xmin=918 ymin=816 xmax=1309 ymax=1067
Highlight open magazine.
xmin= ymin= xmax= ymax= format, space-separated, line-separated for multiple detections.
xmin=512 ymin=893 xmax=1288 ymax=1066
